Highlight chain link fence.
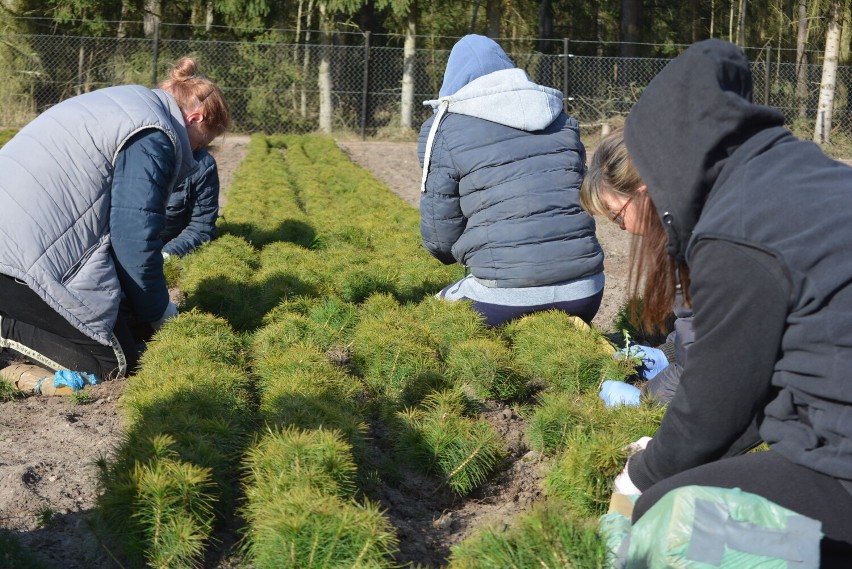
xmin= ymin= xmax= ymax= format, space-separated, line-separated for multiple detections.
xmin=1 ymin=30 xmax=848 ymax=143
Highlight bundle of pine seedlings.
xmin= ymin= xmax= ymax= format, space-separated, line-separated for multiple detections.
xmin=96 ymin=312 xmax=255 ymax=568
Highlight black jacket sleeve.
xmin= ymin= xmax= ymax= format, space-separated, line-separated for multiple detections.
xmin=628 ymin=238 xmax=791 ymax=490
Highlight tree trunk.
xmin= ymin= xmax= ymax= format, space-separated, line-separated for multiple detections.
xmin=486 ymin=0 xmax=501 ymax=38
xmin=400 ymin=10 xmax=416 ymax=130
xmin=117 ymin=1 xmax=129 ymax=38
xmin=318 ymin=2 xmax=333 ymax=134
xmin=144 ymin=0 xmax=160 ymax=39
xmin=841 ymin=0 xmax=852 ymax=63
xmin=620 ymin=0 xmax=642 ymax=57
xmin=814 ymin=0 xmax=841 ymax=143
xmin=301 ymin=0 xmax=315 ymax=118
xmin=691 ymin=0 xmax=701 ymax=42
xmin=796 ymin=0 xmax=808 ymax=119
xmin=737 ymin=0 xmax=747 ymax=46
xmin=205 ymin=0 xmax=214 ymax=31
xmin=539 ymin=0 xmax=554 ymax=52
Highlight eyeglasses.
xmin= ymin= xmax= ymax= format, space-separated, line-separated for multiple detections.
xmin=609 ymin=195 xmax=634 ymax=230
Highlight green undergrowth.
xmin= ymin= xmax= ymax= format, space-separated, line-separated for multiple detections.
xmin=93 ymin=134 xmax=663 ymax=568
xmin=0 ymin=128 xmax=17 ymax=147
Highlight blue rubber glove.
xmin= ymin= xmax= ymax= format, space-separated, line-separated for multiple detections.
xmin=54 ymin=370 xmax=99 ymax=392
xmin=599 ymin=380 xmax=641 ymax=407
xmin=616 ymin=345 xmax=669 ymax=380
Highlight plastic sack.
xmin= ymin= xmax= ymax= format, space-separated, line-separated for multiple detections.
xmin=54 ymin=370 xmax=99 ymax=391
xmin=599 ymin=485 xmax=822 ymax=569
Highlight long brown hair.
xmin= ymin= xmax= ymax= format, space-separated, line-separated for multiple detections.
xmin=159 ymin=57 xmax=230 ymax=139
xmin=581 ymin=127 xmax=690 ymax=333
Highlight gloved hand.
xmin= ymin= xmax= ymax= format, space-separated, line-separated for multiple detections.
xmin=613 ymin=436 xmax=653 ymax=496
xmin=616 ymin=345 xmax=669 ymax=380
xmin=54 ymin=370 xmax=99 ymax=392
xmin=599 ymin=380 xmax=641 ymax=407
xmin=151 ymin=301 xmax=179 ymax=331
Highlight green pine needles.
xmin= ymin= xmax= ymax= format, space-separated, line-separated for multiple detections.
xmin=241 ymin=427 xmax=398 ymax=568
xmin=448 ymin=500 xmax=607 ymax=568
xmin=88 ymin=134 xmax=669 ymax=566
xmin=393 ymin=390 xmax=504 ymax=496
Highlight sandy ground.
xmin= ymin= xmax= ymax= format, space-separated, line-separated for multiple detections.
xmin=0 ymin=135 xmax=631 ymax=568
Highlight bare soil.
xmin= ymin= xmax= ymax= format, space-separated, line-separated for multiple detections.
xmin=0 ymin=136 xmax=631 ymax=568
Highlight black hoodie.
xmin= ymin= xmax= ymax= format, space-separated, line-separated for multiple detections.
xmin=625 ymin=39 xmax=852 ymax=489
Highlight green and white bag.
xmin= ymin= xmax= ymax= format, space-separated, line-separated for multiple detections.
xmin=599 ymin=485 xmax=822 ymax=568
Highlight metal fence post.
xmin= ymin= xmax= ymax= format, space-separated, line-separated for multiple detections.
xmin=151 ymin=22 xmax=159 ymax=87
xmin=562 ymin=38 xmax=570 ymax=113
xmin=77 ymin=36 xmax=84 ymax=95
xmin=360 ymin=31 xmax=371 ymax=141
xmin=764 ymin=45 xmax=770 ymax=106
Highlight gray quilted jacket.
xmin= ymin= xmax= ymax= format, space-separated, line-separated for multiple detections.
xmin=0 ymin=86 xmax=195 ymax=344
xmin=418 ymin=49 xmax=603 ymax=288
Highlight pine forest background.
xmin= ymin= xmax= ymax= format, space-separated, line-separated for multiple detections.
xmin=2 ymin=0 xmax=852 ymax=147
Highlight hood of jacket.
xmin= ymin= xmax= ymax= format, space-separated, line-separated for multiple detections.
xmin=624 ymin=39 xmax=785 ymax=262
xmin=424 ymin=35 xmax=564 ymax=132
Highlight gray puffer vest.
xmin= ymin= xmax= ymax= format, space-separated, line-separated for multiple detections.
xmin=0 ymin=86 xmax=195 ymax=344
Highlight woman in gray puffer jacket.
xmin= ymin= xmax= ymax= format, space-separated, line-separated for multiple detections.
xmin=0 ymin=57 xmax=229 ymax=382
xmin=418 ymin=35 xmax=604 ymax=327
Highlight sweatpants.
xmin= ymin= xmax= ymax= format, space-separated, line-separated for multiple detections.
xmin=633 ymin=450 xmax=852 ymax=567
xmin=437 ymin=273 xmax=604 ymax=327
xmin=0 ymin=274 xmax=136 ymax=380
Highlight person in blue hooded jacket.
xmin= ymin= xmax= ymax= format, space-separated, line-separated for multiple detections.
xmin=418 ymin=35 xmax=604 ymax=327
xmin=160 ymin=148 xmax=220 ymax=259
xmin=0 ymin=57 xmax=229 ymax=382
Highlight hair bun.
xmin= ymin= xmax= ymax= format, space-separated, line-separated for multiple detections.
xmin=170 ymin=57 xmax=200 ymax=81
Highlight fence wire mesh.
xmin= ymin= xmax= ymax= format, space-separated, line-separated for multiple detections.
xmin=1 ymin=31 xmax=849 ymax=143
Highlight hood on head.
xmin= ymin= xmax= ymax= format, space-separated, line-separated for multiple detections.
xmin=624 ymin=39 xmax=784 ymax=262
xmin=439 ymin=34 xmax=515 ymax=97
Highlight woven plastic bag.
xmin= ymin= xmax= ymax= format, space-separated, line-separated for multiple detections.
xmin=599 ymin=485 xmax=822 ymax=568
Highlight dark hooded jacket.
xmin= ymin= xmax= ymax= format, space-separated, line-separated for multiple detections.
xmin=625 ymin=39 xmax=852 ymax=489
xmin=418 ymin=35 xmax=603 ymax=288
xmin=161 ymin=149 xmax=220 ymax=257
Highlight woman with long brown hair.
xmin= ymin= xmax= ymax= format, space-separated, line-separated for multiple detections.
xmin=582 ymin=39 xmax=852 ymax=564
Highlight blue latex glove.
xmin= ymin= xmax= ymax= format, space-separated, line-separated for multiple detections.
xmin=54 ymin=370 xmax=99 ymax=392
xmin=599 ymin=380 xmax=641 ymax=407
xmin=616 ymin=345 xmax=669 ymax=380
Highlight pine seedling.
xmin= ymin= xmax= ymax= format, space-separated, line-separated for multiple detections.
xmin=351 ymin=297 xmax=446 ymax=409
xmin=504 ymin=311 xmax=616 ymax=395
xmin=542 ymin=392 xmax=663 ymax=517
xmin=526 ymin=391 xmax=586 ymax=455
xmin=241 ymin=427 xmax=398 ymax=568
xmin=178 ymin=235 xmax=265 ymax=331
xmin=242 ymin=426 xmax=358 ymax=499
xmin=448 ymin=500 xmax=607 ymax=569
xmin=392 ymin=390 xmax=504 ymax=496
xmin=445 ymin=337 xmax=530 ymax=402
xmin=242 ymin=486 xmax=398 ymax=569
xmin=135 ymin=454 xmax=216 ymax=569
xmin=545 ymin=427 xmax=628 ymax=517
xmin=413 ymin=298 xmax=489 ymax=358
xmin=97 ymin=434 xmax=216 ymax=569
